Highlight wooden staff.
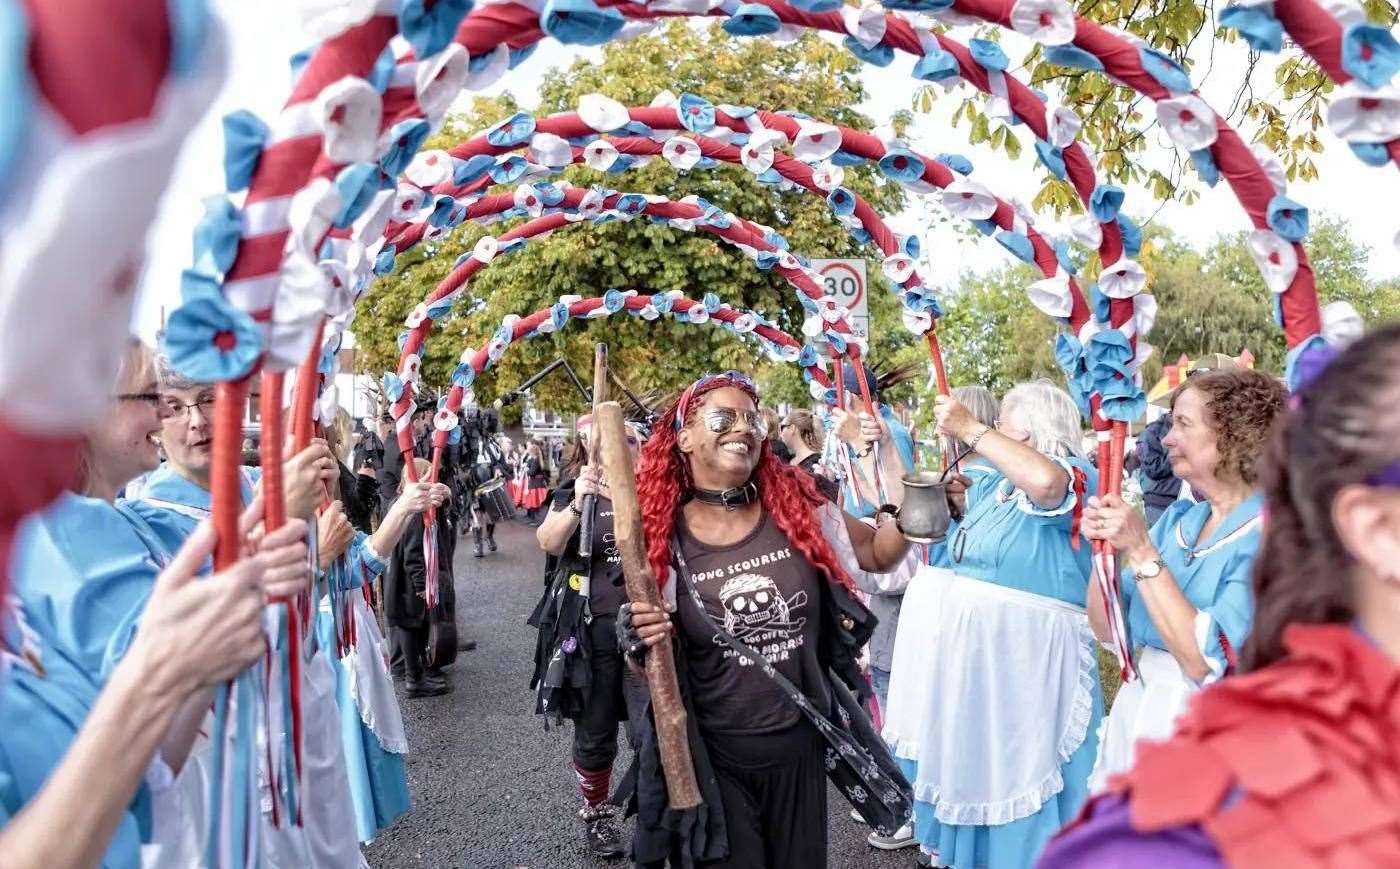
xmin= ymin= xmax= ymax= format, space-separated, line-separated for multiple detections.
xmin=578 ymin=343 xmax=607 ymax=559
xmin=596 ymin=401 xmax=701 ymax=809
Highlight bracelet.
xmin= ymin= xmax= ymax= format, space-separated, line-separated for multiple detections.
xmin=569 ymin=501 xmax=584 ymax=517
xmin=967 ymin=425 xmax=993 ymax=451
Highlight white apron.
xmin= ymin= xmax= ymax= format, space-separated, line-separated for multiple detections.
xmin=913 ymin=575 xmax=1097 ymax=826
xmin=1087 ymin=645 xmax=1198 ymax=791
xmin=881 ymin=564 xmax=954 ymax=761
xmin=344 ymin=593 xmax=408 ymax=754
xmin=143 ymin=726 xmax=213 ymax=868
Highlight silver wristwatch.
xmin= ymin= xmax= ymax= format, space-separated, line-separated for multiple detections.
xmin=1132 ymin=558 xmax=1164 ymax=581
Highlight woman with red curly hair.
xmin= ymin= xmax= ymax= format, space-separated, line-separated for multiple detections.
xmin=620 ymin=371 xmax=914 ymax=868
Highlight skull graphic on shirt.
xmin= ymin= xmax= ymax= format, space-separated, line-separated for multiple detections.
xmin=717 ymin=573 xmax=807 ymax=642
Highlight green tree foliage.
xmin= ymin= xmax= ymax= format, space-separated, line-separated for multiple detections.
xmin=353 ymin=23 xmax=916 ymax=415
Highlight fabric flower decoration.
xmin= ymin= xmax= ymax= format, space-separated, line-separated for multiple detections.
xmin=578 ymin=93 xmax=629 ymax=133
xmin=686 ymin=305 xmax=710 ymax=324
xmin=1327 ymin=81 xmax=1400 ymax=143
xmin=485 ymin=336 xmax=508 ymax=363
xmin=433 ymin=408 xmax=459 ymax=433
xmin=487 ymin=111 xmax=537 ymax=148
xmin=1249 ymin=143 xmax=1289 ymax=193
xmin=901 ymin=306 xmax=934 ymax=334
xmin=913 ymin=47 xmax=960 ymax=81
xmin=1247 ymin=228 xmax=1299 ymax=293
xmin=1118 ymin=215 xmax=1143 ymax=258
xmin=1266 ymin=194 xmax=1310 ymax=242
xmin=1034 ymin=140 xmax=1066 ymax=180
xmin=600 ymin=288 xmax=628 ymax=313
xmin=843 ymin=3 xmax=887 ymax=48
xmin=399 ymin=0 xmax=471 ymax=57
xmin=936 ymin=153 xmax=974 ymax=175
xmin=1341 ymin=23 xmax=1400 ymax=89
xmin=723 ymin=3 xmax=782 ymax=36
xmin=583 ymin=139 xmax=620 ymax=172
xmin=1053 ymin=332 xmax=1085 ymax=376
xmin=793 ymin=120 xmax=843 ymax=162
xmin=1219 ymin=4 xmax=1283 ymax=52
xmin=404 ymin=303 xmax=431 ymax=330
xmin=473 ymin=235 xmax=499 ymax=264
xmin=540 ymin=0 xmax=624 ymax=45
xmin=826 ymin=186 xmax=857 ymax=217
xmin=1133 ymin=292 xmax=1158 ymax=336
xmin=1100 ymin=386 xmax=1147 ymax=422
xmin=1190 ymin=148 xmax=1221 ymax=186
xmin=740 ymin=139 xmax=775 ymax=174
xmin=405 ymin=149 xmax=454 ymax=188
xmin=452 ymin=153 xmax=495 ymax=186
xmin=399 ymin=353 xmax=423 ymax=386
xmin=332 ymin=162 xmax=381 ymax=229
xmin=731 ymin=313 xmax=758 ymax=334
xmin=943 ymin=180 xmax=997 ymax=220
xmin=382 ymin=372 xmax=405 ymax=403
xmin=487 ymin=154 xmax=527 ymax=185
xmin=1157 ymin=95 xmax=1218 ymax=151
xmin=878 ymin=148 xmax=926 ymax=184
xmin=514 ymin=183 xmax=545 ymax=217
xmin=162 ymin=290 xmax=265 ymax=383
xmin=528 ymin=132 xmax=572 ymax=170
xmin=464 ymin=45 xmax=510 ymax=91
xmin=844 ymin=37 xmax=894 ymax=66
xmin=1099 ymin=258 xmax=1147 ymax=299
xmin=882 ymin=253 xmax=916 ymax=284
xmin=416 ymin=43 xmax=468 ymax=121
xmin=378 ymin=119 xmax=431 ymax=178
xmin=791 ymin=0 xmax=843 ymax=10
xmin=222 ymin=110 xmax=269 ymax=192
xmin=663 ymin=136 xmax=702 ymax=170
xmin=1028 ymin=275 xmax=1074 ymax=318
xmin=1047 ymin=105 xmax=1082 ymax=148
xmin=969 ymin=39 xmax=1010 ymax=72
xmin=374 ymin=248 xmax=397 ymax=276
xmin=676 ymin=93 xmax=716 ymax=134
xmin=317 ymin=77 xmax=381 ymax=164
xmin=1138 ymin=47 xmax=1192 ymax=95
xmin=1350 ymin=140 xmax=1391 ymax=165
xmin=1089 ymin=184 xmax=1125 ymax=222
xmin=1054 ymin=238 xmax=1081 ymax=274
xmin=614 ymin=193 xmax=647 ymax=216
xmin=428 ymin=195 xmax=466 ymax=228
xmin=1009 ymin=0 xmax=1076 ymax=45
xmin=996 ymin=230 xmax=1035 ymax=264
xmin=1044 ymin=44 xmax=1104 ymax=72
xmin=192 ymin=196 xmax=242 ymax=276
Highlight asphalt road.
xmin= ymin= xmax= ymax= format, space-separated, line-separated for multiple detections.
xmin=364 ymin=517 xmax=915 ymax=869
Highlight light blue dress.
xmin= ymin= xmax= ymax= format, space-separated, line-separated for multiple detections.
xmin=913 ymin=456 xmax=1103 ymax=869
xmin=123 ymin=463 xmax=258 ymax=559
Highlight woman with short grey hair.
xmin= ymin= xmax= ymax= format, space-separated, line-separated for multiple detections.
xmin=904 ymin=379 xmax=1102 ymax=867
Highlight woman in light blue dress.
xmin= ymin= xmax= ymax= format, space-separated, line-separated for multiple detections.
xmin=1083 ymin=368 xmax=1287 ymax=787
xmin=911 ymin=381 xmax=1102 ymax=869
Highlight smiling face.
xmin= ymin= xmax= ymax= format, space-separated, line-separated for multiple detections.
xmin=86 ymin=344 xmax=162 ymax=489
xmin=159 ymin=382 xmax=218 ymax=484
xmin=1162 ymin=385 xmax=1225 ymax=488
xmin=677 ymin=386 xmax=762 ymax=490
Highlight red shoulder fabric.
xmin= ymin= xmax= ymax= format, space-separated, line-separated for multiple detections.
xmin=1101 ymin=624 xmax=1400 ymax=867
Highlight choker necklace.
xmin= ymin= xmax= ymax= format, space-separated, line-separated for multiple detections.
xmin=690 ymin=481 xmax=759 ymax=510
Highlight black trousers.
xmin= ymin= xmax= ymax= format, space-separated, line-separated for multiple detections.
xmin=701 ymin=720 xmax=828 ymax=869
xmin=572 ymin=614 xmax=644 ymax=771
xmin=393 ymin=623 xmax=430 ymax=682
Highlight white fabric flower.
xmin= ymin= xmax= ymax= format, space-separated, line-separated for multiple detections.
xmin=316 ymin=384 xmax=340 ymax=425
xmin=1026 ymin=275 xmax=1074 ymax=318
xmin=1320 ymin=0 xmax=1367 ymax=26
xmin=463 ymin=44 xmax=509 ymax=91
xmin=1069 ymin=214 xmax=1102 ymax=248
xmin=811 ymin=162 xmax=845 ymax=191
xmin=1156 ymin=95 xmax=1218 ymax=151
xmin=583 ymin=139 xmax=620 ymax=172
xmin=647 ymin=0 xmax=710 ymax=14
xmin=299 ymin=0 xmax=379 ymax=39
xmin=882 ymin=253 xmax=916 ymax=284
xmin=702 ymin=126 xmax=733 ymax=146
xmin=286 ymin=177 xmax=340 ymax=260
xmin=901 ymin=307 xmax=933 ymax=334
xmin=352 ymin=190 xmax=395 ymax=247
xmin=400 ymin=353 xmax=423 ymax=383
xmin=1327 ymin=81 xmax=1400 ymax=144
xmin=318 ymin=77 xmax=381 ymax=164
xmin=802 ymin=313 xmax=825 ymax=337
xmin=942 ymin=180 xmax=997 ymax=220
xmin=321 ymin=260 xmax=358 ymax=317
xmin=732 ymin=313 xmax=757 ymax=333
xmin=778 ymin=251 xmax=800 ymax=270
xmin=393 ymin=183 xmax=428 ymax=220
xmin=473 ymin=235 xmax=499 ymax=264
xmin=405 ymin=150 xmax=454 ymax=188
xmin=514 ymin=184 xmax=544 ymax=217
xmin=1249 ymin=144 xmax=1288 ymax=195
xmin=1098 ymin=258 xmax=1147 ymax=299
xmin=662 ymin=136 xmax=702 ymax=170
xmin=416 ymin=44 xmax=468 ymax=121
xmin=1047 ymin=104 xmax=1082 ymax=148
xmin=1246 ymin=229 xmax=1298 ymax=294
xmin=843 ymin=3 xmax=887 ymax=48
xmin=579 ymin=93 xmax=630 ymax=133
xmin=793 ymin=120 xmax=842 ymax=162
xmin=1133 ymin=292 xmax=1158 ymax=336
xmin=577 ymin=188 xmax=606 ymax=218
xmin=639 ymin=304 xmax=661 ymax=321
xmin=808 ymin=379 xmax=829 ymax=401
xmin=1322 ymin=300 xmax=1364 ymax=347
xmin=486 ymin=337 xmax=508 ymax=362
xmin=529 ymin=132 xmax=573 ymax=169
xmin=434 ymin=409 xmax=459 ymax=432
xmin=1009 ymin=0 xmax=1077 ymax=45
xmin=740 ymin=139 xmax=775 ymax=174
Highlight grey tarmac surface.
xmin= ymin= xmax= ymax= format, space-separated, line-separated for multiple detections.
xmin=364 ymin=517 xmax=915 ymax=869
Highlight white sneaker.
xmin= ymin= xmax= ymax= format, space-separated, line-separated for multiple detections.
xmin=867 ymin=821 xmax=916 ymax=851
xmin=850 ymin=808 xmax=866 ymax=824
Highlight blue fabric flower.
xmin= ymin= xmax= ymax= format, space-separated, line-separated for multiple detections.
xmin=1138 ymin=47 xmax=1192 ymax=95
xmin=1090 ymin=284 xmax=1111 ymax=322
xmin=723 ymin=4 xmax=781 ymax=36
xmin=650 ymin=293 xmax=675 ymax=315
xmin=1284 ymin=333 xmax=1338 ymax=392
xmin=428 ymin=196 xmax=462 ymax=228
xmin=222 ymin=110 xmax=268 ymax=192
xmin=899 ymin=234 xmax=920 ymax=258
xmin=1342 ymin=23 xmax=1400 ymax=89
xmin=969 ymin=39 xmax=1009 ymax=72
xmin=448 ymin=426 xmax=464 ymax=446
xmin=450 ymin=363 xmax=475 ymax=389
xmin=486 ymin=112 xmax=536 ymax=148
xmin=426 ymin=297 xmax=456 ymax=320
xmin=1266 ymin=194 xmax=1310 ymax=242
xmin=996 ymin=230 xmax=1035 ymax=263
xmin=844 ymin=37 xmax=895 ymax=67
xmin=192 ymin=196 xmax=242 ymax=276
xmin=334 ymin=162 xmax=382 ymax=228
xmin=879 ymin=148 xmax=926 ymax=184
xmin=1088 ymin=329 xmax=1133 ymax=370
xmin=498 ymin=237 xmax=527 ymax=255
xmin=399 ymin=0 xmax=473 ymax=58
xmin=1100 ymin=387 xmax=1147 ymax=422
xmin=882 ymin=0 xmax=953 ymax=10
xmin=367 ymin=45 xmax=396 ymax=93
xmin=936 ymin=153 xmax=974 ymax=175
xmin=1066 ymin=377 xmax=1092 ymax=418
xmin=534 ymin=182 xmax=565 ymax=207
xmin=606 ymin=154 xmax=637 ymax=175
xmin=1118 ymin=216 xmax=1143 ymax=258
xmin=695 ymin=156 xmax=719 ymax=171
xmin=703 ymin=292 xmax=723 ymax=314
xmin=375 ymin=249 xmax=397 ymax=276
xmin=1350 ymin=141 xmax=1392 ymax=166
xmin=540 ymin=0 xmax=624 ymax=45
xmin=510 ymin=44 xmax=537 ymax=67
xmin=1034 ymin=139 xmax=1066 ymax=180
xmin=913 ymin=47 xmax=960 ymax=81
xmin=380 ymin=119 xmax=431 ymax=177
xmin=548 ymin=301 xmax=571 ymax=331
xmin=452 ymin=154 xmax=495 ymax=185
xmin=1090 ymin=184 xmax=1125 ymax=222
xmin=824 ymin=330 xmax=848 ymax=354
xmin=614 ymin=193 xmax=647 ymax=216
xmin=699 ymin=205 xmax=732 ymax=229
xmin=677 ymin=94 xmax=717 ymax=133
xmin=1190 ymin=148 xmax=1220 ymax=186
xmin=789 ymin=0 xmax=842 ymax=9
xmin=799 ymin=293 xmax=821 ymax=314
xmin=601 ymin=289 xmax=627 ymax=313
xmin=621 ymin=120 xmax=654 ymax=138
xmin=493 ymin=322 xmax=516 ymax=346
xmin=831 ymin=150 xmax=867 ymax=167
xmin=970 ymin=217 xmax=997 ymax=236
xmin=763 ymin=229 xmax=789 ymax=251
xmin=1044 ymin=45 xmax=1104 ymax=72
xmin=167 ymin=0 xmax=211 ymax=76
xmin=163 ymin=291 xmax=264 ymax=383
xmin=799 ymin=344 xmax=820 ymax=367
xmin=1218 ymin=5 xmax=1282 ymax=53
xmin=489 ymin=154 xmax=528 ymax=184
xmin=1054 ymin=238 xmax=1080 ymax=274
xmin=827 ymin=186 xmax=856 ymax=216
xmin=754 ymin=168 xmax=784 ymax=185
xmin=754 ymin=250 xmax=780 ymax=271
xmin=1054 ymin=333 xmax=1085 ymax=375
xmin=179 ymin=266 xmax=221 ymax=302
xmin=849 ymin=226 xmax=873 ymax=245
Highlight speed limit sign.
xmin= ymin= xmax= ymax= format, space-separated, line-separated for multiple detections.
xmin=811 ymin=258 xmax=868 ymax=346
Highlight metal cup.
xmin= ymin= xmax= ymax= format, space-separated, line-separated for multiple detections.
xmin=899 ymin=472 xmax=952 ymax=544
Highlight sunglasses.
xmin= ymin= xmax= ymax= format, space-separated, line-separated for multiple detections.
xmin=674 ymin=370 xmax=760 ymax=431
xmin=701 ymin=407 xmax=768 ymax=438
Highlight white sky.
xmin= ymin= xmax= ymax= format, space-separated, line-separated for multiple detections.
xmin=135 ymin=1 xmax=1397 ymax=338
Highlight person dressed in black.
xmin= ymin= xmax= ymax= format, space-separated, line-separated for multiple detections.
xmin=519 ymin=440 xmax=551 ymax=523
xmin=620 ymin=372 xmax=916 ymax=868
xmin=463 ymin=422 xmax=511 ymax=557
xmin=1133 ymin=414 xmax=1182 ymax=527
xmin=778 ymin=409 xmax=839 ymax=503
xmin=530 ymin=415 xmax=649 ymax=858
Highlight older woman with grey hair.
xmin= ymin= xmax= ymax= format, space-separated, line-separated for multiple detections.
xmin=906 ymin=380 xmax=1102 ymax=868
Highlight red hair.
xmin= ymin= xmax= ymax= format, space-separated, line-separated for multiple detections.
xmin=636 ymin=378 xmax=856 ymax=593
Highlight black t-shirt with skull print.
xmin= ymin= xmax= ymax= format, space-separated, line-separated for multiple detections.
xmin=675 ymin=509 xmax=825 ymax=735
xmin=552 ymin=479 xmax=627 ymax=616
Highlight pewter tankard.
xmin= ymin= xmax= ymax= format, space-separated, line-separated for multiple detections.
xmin=899 ymin=472 xmax=952 ymax=543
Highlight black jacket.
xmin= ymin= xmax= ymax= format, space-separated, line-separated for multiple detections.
xmin=383 ymin=509 xmax=455 ymax=629
xmin=1135 ymin=416 xmax=1182 ymax=508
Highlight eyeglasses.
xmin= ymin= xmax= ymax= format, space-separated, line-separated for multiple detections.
xmin=675 ymin=370 xmax=760 ymax=431
xmin=701 ymin=408 xmax=768 ymax=438
xmin=160 ymin=394 xmax=217 ymax=421
xmin=118 ymin=392 xmax=162 ymax=408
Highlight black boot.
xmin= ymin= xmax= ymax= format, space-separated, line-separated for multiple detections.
xmin=579 ymin=804 xmax=625 ymax=859
xmin=486 ymin=523 xmax=497 ymax=553
xmin=472 ymin=525 xmax=483 ymax=558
